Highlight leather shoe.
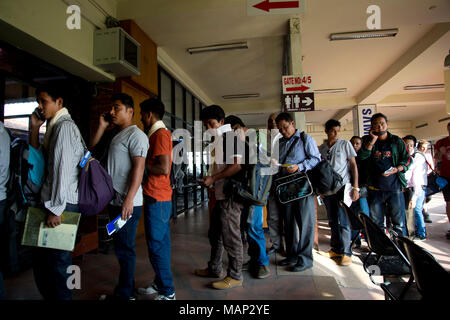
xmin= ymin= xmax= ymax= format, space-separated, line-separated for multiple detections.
xmin=278 ymin=258 xmax=296 ymax=266
xmin=290 ymin=263 xmax=312 ymax=272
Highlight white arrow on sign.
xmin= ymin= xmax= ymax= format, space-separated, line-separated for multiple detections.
xmin=302 ymin=97 xmax=313 ymax=106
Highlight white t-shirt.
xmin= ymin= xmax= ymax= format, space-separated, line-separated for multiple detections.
xmin=319 ymin=139 xmax=357 ymax=185
xmin=107 ymin=125 xmax=149 ymax=207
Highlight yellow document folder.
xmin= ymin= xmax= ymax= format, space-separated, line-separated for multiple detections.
xmin=22 ymin=207 xmax=81 ymax=252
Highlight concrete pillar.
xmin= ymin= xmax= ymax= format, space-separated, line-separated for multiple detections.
xmin=288 ymin=18 xmax=306 ymax=132
xmin=445 ymin=68 xmax=450 ymax=114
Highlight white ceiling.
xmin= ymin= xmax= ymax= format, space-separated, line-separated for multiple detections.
xmin=116 ymin=0 xmax=450 ymax=127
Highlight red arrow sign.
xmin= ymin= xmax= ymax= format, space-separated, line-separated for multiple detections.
xmin=286 ymin=85 xmax=310 ymax=92
xmin=253 ymin=0 xmax=299 ymax=12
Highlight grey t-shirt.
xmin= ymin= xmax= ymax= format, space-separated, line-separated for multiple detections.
xmin=107 ymin=125 xmax=149 ymax=207
xmin=0 ymin=122 xmax=10 ymax=201
xmin=319 ymin=139 xmax=357 ymax=185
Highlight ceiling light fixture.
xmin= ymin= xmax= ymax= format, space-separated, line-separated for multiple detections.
xmin=222 ymin=93 xmax=260 ymax=99
xmin=314 ymin=88 xmax=347 ymax=94
xmin=404 ymin=84 xmax=444 ymax=90
xmin=330 ymin=28 xmax=398 ymax=41
xmin=187 ymin=42 xmax=248 ymax=54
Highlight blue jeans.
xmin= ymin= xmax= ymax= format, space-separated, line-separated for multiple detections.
xmin=143 ymin=198 xmax=174 ymax=296
xmin=108 ymin=205 xmax=142 ymax=299
xmin=323 ymin=188 xmax=352 ymax=256
xmin=244 ymin=205 xmax=269 ymax=266
xmin=369 ymin=189 xmax=405 ymax=236
xmin=414 ymin=189 xmax=426 ymax=237
xmin=350 ymin=195 xmax=370 ymax=240
xmin=32 ymin=203 xmax=79 ymax=300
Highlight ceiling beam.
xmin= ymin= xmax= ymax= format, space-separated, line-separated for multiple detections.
xmin=356 ymin=22 xmax=450 ymax=105
xmin=378 ymin=92 xmax=445 ymax=106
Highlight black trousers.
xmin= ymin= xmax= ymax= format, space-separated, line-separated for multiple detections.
xmin=282 ymin=195 xmax=316 ymax=267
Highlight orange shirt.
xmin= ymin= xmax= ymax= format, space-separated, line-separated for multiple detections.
xmin=143 ymin=129 xmax=173 ymax=201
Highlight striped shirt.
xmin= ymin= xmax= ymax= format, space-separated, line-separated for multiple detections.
xmin=0 ymin=122 xmax=10 ymax=201
xmin=40 ymin=114 xmax=84 ymax=216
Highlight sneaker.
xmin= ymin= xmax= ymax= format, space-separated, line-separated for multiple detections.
xmin=212 ymin=277 xmax=243 ymax=290
xmin=137 ymin=283 xmax=158 ymax=295
xmin=154 ymin=293 xmax=176 ymax=300
xmin=194 ymin=267 xmax=222 ymax=278
xmin=255 ymin=265 xmax=270 ymax=279
xmin=99 ymin=294 xmax=136 ymax=301
xmin=336 ymin=255 xmax=352 ymax=266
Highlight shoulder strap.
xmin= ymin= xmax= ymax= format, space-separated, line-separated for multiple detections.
xmin=414 ymin=151 xmax=436 ymax=173
xmin=282 ymin=135 xmax=300 ymax=164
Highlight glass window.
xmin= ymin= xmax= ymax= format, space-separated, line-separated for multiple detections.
xmin=194 ymin=99 xmax=200 ymax=123
xmin=186 ymin=92 xmax=193 ymax=125
xmin=175 ymin=82 xmax=183 ymax=120
xmin=160 ymin=72 xmax=172 ymax=114
xmin=4 ymin=81 xmax=46 ymax=139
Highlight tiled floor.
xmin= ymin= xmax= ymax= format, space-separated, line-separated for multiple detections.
xmin=3 ymin=194 xmax=449 ymax=300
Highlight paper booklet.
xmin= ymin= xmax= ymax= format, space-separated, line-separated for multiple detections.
xmin=22 ymin=207 xmax=81 ymax=252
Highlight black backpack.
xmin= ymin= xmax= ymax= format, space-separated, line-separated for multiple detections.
xmin=224 ymin=130 xmax=273 ymax=206
xmin=299 ymin=132 xmax=343 ymax=196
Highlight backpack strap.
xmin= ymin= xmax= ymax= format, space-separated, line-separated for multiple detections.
xmin=281 ymin=135 xmax=299 ymax=165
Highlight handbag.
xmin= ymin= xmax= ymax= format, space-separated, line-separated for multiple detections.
xmin=77 ymin=135 xmax=115 ymax=216
xmin=415 ymin=152 xmax=448 ymax=197
xmin=274 ymin=135 xmax=313 ymax=203
xmin=274 ymin=171 xmax=313 ymax=204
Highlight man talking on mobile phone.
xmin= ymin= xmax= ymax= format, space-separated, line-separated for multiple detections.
xmin=358 ymin=113 xmax=411 ymax=235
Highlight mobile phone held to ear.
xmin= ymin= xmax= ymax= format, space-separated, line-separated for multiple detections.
xmin=33 ymin=108 xmax=44 ymax=121
xmin=103 ymin=113 xmax=112 ymax=123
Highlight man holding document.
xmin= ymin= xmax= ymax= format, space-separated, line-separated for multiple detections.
xmin=91 ymin=93 xmax=148 ymax=301
xmin=29 ymin=84 xmax=85 ymax=300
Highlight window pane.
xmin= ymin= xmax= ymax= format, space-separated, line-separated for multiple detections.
xmin=186 ymin=92 xmax=193 ymax=125
xmin=194 ymin=99 xmax=200 ymax=122
xmin=161 ymin=72 xmax=172 ymax=114
xmin=175 ymin=82 xmax=183 ymax=120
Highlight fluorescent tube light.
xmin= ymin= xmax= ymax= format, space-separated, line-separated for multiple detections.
xmin=187 ymin=42 xmax=248 ymax=54
xmin=222 ymin=93 xmax=260 ymax=99
xmin=404 ymin=84 xmax=444 ymax=90
xmin=314 ymin=88 xmax=347 ymax=94
xmin=330 ymin=29 xmax=398 ymax=41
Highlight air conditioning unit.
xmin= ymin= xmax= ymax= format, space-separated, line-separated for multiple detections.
xmin=94 ymin=27 xmax=140 ymax=77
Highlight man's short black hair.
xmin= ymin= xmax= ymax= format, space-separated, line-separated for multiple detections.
xmin=200 ymin=105 xmax=225 ymax=122
xmin=35 ymin=84 xmax=66 ymax=106
xmin=403 ymin=135 xmax=417 ymax=145
xmin=325 ymin=119 xmax=341 ymax=132
xmin=140 ymin=98 xmax=165 ymax=119
xmin=111 ymin=93 xmax=134 ymax=109
xmin=371 ymin=113 xmax=388 ymax=124
xmin=275 ymin=112 xmax=293 ymax=123
xmin=350 ymin=136 xmax=362 ymax=141
xmin=224 ymin=115 xmax=246 ymax=128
